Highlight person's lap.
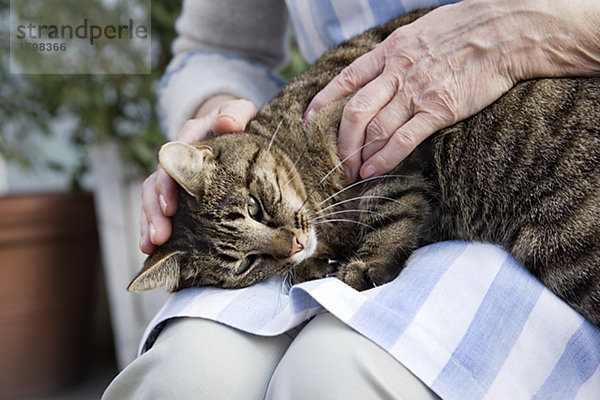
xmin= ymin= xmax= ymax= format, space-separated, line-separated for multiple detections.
xmin=102 ymin=313 xmax=439 ymax=399
xmin=265 ymin=312 xmax=440 ymax=399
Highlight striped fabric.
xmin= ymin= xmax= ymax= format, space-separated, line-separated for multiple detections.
xmin=140 ymin=242 xmax=600 ymax=400
xmin=284 ymin=0 xmax=463 ymax=63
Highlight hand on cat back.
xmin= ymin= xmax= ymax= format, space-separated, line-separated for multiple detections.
xmin=140 ymin=95 xmax=257 ymax=254
xmin=305 ymin=0 xmax=600 ymax=182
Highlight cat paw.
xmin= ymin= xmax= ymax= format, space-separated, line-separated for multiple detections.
xmin=337 ymin=259 xmax=397 ymax=291
xmin=292 ymin=258 xmax=340 ymax=284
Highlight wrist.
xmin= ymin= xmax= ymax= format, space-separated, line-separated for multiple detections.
xmin=495 ymin=0 xmax=600 ymax=81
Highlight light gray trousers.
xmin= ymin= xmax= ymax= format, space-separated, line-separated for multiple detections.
xmin=103 ymin=313 xmax=440 ymax=399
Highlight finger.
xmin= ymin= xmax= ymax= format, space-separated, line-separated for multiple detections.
xmin=140 ymin=173 xmax=157 ymax=254
xmin=360 ymin=93 xmax=413 ymax=162
xmin=213 ymin=99 xmax=258 ymax=134
xmin=337 ymin=74 xmax=398 ymax=182
xmin=360 ymin=112 xmax=440 ymax=179
xmin=141 ymin=172 xmax=173 ymax=248
xmin=178 ymin=118 xmax=213 ymax=143
xmin=305 ymin=47 xmax=385 ymax=120
xmin=155 ymin=166 xmax=178 ymax=217
xmin=139 ymin=210 xmax=155 ymax=254
xmin=146 ymin=205 xmax=172 ymax=247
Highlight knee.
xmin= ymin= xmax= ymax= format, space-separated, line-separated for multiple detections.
xmin=267 ymin=313 xmax=369 ymax=398
xmin=266 ymin=313 xmax=439 ymax=400
xmin=104 ymin=318 xmax=291 ymax=400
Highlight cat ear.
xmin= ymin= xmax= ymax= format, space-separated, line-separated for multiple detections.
xmin=128 ymin=250 xmax=183 ymax=292
xmin=158 ymin=142 xmax=213 ymax=197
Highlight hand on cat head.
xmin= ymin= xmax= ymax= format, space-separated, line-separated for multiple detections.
xmin=140 ymin=97 xmax=256 ymax=255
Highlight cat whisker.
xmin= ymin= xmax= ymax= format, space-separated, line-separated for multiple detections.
xmin=283 ymin=147 xmax=308 ymax=188
xmin=307 ymin=174 xmax=406 ymax=215
xmin=313 ymin=218 xmax=375 ymax=231
xmin=285 ymin=168 xmax=301 ymax=189
xmin=316 ymin=137 xmax=380 ymax=187
xmin=282 ymin=270 xmax=294 ymax=291
xmin=299 ymin=138 xmax=391 ymax=213
xmin=267 ymin=119 xmax=284 ymax=153
xmin=311 ymin=208 xmax=379 ymax=221
xmin=313 ymin=195 xmax=402 ymax=217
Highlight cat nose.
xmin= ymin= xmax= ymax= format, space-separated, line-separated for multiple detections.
xmin=270 ymin=230 xmax=305 ymax=259
xmin=290 ymin=235 xmax=304 ymax=257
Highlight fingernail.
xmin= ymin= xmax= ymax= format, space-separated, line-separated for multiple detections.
xmin=361 ymin=164 xmax=376 ymax=179
xmin=159 ymin=194 xmax=168 ymax=215
xmin=304 ymin=108 xmax=315 ymax=122
xmin=216 ymin=114 xmax=236 ymax=123
xmin=149 ymin=223 xmax=156 ymax=243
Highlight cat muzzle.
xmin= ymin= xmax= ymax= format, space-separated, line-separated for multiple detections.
xmin=290 ymin=235 xmax=304 ymax=256
xmin=270 ymin=230 xmax=306 ymax=259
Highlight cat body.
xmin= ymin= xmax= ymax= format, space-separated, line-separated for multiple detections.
xmin=131 ymin=10 xmax=600 ymax=326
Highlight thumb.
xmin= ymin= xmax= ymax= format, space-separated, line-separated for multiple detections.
xmin=213 ymin=99 xmax=258 ymax=134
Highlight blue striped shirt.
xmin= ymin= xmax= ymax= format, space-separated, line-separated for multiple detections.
xmin=285 ymin=0 xmax=462 ymax=63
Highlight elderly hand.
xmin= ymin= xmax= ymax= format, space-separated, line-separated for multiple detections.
xmin=140 ymin=95 xmax=257 ymax=254
xmin=305 ymin=0 xmax=600 ymax=182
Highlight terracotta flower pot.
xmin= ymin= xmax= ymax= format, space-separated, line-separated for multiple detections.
xmin=0 ymin=192 xmax=100 ymax=398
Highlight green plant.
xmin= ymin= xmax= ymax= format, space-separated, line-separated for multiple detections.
xmin=0 ymin=0 xmax=306 ymax=190
xmin=0 ymin=0 xmax=180 ymax=189
xmin=280 ymin=37 xmax=308 ymax=80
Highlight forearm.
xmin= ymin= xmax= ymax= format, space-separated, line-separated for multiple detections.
xmin=484 ymin=0 xmax=600 ymax=81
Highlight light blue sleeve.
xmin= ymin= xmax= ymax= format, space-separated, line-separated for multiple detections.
xmin=285 ymin=0 xmax=462 ymax=63
xmin=159 ymin=0 xmax=289 ymax=139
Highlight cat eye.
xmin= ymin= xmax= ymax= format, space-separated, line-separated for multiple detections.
xmin=236 ymin=254 xmax=257 ymax=275
xmin=247 ymin=195 xmax=263 ymax=220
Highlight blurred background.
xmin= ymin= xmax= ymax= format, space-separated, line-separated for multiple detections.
xmin=0 ymin=0 xmax=306 ymax=398
xmin=1 ymin=0 xmax=179 ymax=397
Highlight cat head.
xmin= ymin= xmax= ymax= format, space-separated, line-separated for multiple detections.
xmin=128 ymin=134 xmax=317 ymax=292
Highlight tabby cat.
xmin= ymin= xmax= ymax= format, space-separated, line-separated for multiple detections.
xmin=129 ymin=9 xmax=600 ymax=326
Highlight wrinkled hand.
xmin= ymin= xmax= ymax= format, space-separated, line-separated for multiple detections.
xmin=140 ymin=96 xmax=257 ymax=254
xmin=306 ymin=0 xmax=528 ymax=182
